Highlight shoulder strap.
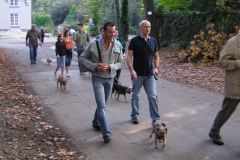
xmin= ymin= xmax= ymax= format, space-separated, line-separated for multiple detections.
xmin=96 ymin=40 xmax=102 ymax=63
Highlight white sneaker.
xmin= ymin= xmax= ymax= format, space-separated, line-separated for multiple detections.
xmin=66 ymin=73 xmax=70 ymax=77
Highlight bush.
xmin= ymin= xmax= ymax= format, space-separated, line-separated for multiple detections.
xmin=157 ymin=6 xmax=240 ymax=48
xmin=63 ymin=5 xmax=79 ymax=31
xmin=33 ymin=13 xmax=50 ymax=27
xmin=178 ymin=23 xmax=239 ymax=64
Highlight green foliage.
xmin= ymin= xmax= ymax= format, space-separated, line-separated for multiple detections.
xmin=129 ymin=0 xmax=144 ymax=28
xmin=32 ymin=0 xmax=53 ymax=14
xmin=178 ymin=23 xmax=238 ymax=64
xmin=83 ymin=25 xmax=90 ymax=33
xmin=86 ymin=0 xmax=103 ymax=36
xmin=50 ymin=1 xmax=71 ymax=25
xmin=156 ymin=0 xmax=192 ymax=11
xmin=43 ymin=19 xmax=55 ymax=34
xmin=224 ymin=0 xmax=240 ymax=9
xmin=69 ymin=5 xmax=77 ymax=14
xmin=33 ymin=13 xmax=50 ymax=27
xmin=63 ymin=5 xmax=79 ymax=30
xmin=157 ymin=6 xmax=240 ymax=49
xmin=188 ymin=0 xmax=217 ymax=11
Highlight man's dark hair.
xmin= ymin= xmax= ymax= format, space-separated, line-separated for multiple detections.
xmin=103 ymin=22 xmax=115 ymax=31
xmin=78 ymin=23 xmax=83 ymax=27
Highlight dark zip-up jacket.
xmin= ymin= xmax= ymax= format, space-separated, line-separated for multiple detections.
xmin=55 ymin=40 xmax=66 ymax=56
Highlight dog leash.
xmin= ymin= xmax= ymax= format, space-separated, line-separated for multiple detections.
xmin=41 ymin=46 xmax=51 ymax=59
xmin=114 ymin=77 xmax=121 ymax=84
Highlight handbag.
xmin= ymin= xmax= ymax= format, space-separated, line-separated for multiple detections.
xmin=79 ymin=40 xmax=102 ymax=72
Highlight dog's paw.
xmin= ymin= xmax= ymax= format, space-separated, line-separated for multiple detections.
xmin=155 ymin=146 xmax=158 ymax=149
xmin=126 ymin=100 xmax=128 ymax=103
xmin=162 ymin=144 xmax=166 ymax=150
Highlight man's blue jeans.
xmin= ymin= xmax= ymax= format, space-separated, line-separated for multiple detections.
xmin=131 ymin=75 xmax=161 ymax=122
xmin=29 ymin=46 xmax=38 ymax=62
xmin=92 ymin=76 xmax=114 ymax=138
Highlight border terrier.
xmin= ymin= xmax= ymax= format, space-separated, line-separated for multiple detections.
xmin=57 ymin=76 xmax=67 ymax=92
xmin=150 ymin=120 xmax=167 ymax=150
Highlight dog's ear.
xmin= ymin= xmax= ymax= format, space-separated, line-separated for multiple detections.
xmin=165 ymin=127 xmax=167 ymax=134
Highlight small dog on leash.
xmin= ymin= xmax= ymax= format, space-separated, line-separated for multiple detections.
xmin=150 ymin=120 xmax=167 ymax=150
xmin=47 ymin=58 xmax=52 ymax=64
xmin=111 ymin=83 xmax=132 ymax=103
xmin=57 ymin=76 xmax=68 ymax=92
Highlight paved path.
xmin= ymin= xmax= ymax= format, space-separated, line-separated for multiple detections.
xmin=1 ymin=38 xmax=240 ymax=160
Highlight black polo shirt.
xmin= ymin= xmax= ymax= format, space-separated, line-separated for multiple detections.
xmin=128 ymin=35 xmax=158 ymax=76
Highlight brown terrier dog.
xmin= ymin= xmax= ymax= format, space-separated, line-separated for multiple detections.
xmin=111 ymin=83 xmax=132 ymax=103
xmin=57 ymin=76 xmax=67 ymax=92
xmin=150 ymin=120 xmax=167 ymax=150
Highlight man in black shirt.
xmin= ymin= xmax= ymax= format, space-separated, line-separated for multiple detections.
xmin=127 ymin=20 xmax=163 ymax=125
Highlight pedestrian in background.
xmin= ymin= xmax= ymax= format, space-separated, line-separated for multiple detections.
xmin=79 ymin=22 xmax=123 ymax=143
xmin=74 ymin=23 xmax=90 ymax=75
xmin=114 ymin=28 xmax=125 ymax=83
xmin=26 ymin=24 xmax=42 ymax=65
xmin=57 ymin=24 xmax=64 ymax=35
xmin=127 ymin=20 xmax=164 ymax=125
xmin=96 ymin=26 xmax=104 ymax=40
xmin=63 ymin=29 xmax=74 ymax=77
xmin=54 ymin=34 xmax=66 ymax=78
xmin=39 ymin=26 xmax=45 ymax=43
xmin=209 ymin=28 xmax=240 ymax=146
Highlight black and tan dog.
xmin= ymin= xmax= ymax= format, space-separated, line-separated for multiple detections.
xmin=57 ymin=76 xmax=68 ymax=92
xmin=111 ymin=83 xmax=132 ymax=103
xmin=150 ymin=120 xmax=167 ymax=150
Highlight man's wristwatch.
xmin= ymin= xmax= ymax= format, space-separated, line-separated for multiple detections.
xmin=154 ymin=66 xmax=158 ymax=69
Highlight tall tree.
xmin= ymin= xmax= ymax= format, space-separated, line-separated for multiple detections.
xmin=86 ymin=0 xmax=103 ymax=35
xmin=114 ymin=0 xmax=120 ymax=28
xmin=143 ymin=0 xmax=159 ymax=46
xmin=120 ymin=0 xmax=129 ymax=41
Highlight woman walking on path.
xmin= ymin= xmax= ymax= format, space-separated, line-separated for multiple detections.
xmin=54 ymin=34 xmax=66 ymax=78
xmin=63 ymin=29 xmax=74 ymax=77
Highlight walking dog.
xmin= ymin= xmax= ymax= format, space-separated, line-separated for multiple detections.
xmin=111 ymin=83 xmax=132 ymax=103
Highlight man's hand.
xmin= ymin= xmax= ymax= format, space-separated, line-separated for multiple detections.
xmin=130 ymin=70 xmax=137 ymax=80
xmin=96 ymin=62 xmax=110 ymax=71
xmin=153 ymin=67 xmax=159 ymax=74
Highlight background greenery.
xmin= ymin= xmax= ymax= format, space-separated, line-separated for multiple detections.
xmin=31 ymin=0 xmax=240 ymax=63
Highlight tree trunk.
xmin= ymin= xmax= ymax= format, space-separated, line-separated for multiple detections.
xmin=143 ymin=0 xmax=159 ymax=48
xmin=114 ymin=0 xmax=120 ymax=28
xmin=120 ymin=0 xmax=129 ymax=41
